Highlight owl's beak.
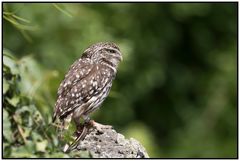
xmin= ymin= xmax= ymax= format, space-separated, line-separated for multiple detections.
xmin=117 ymin=50 xmax=123 ymax=62
xmin=114 ymin=50 xmax=123 ymax=62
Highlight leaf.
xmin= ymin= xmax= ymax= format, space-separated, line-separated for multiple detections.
xmin=13 ymin=113 xmax=22 ymax=124
xmin=15 ymin=106 xmax=33 ymax=127
xmin=48 ymin=152 xmax=70 ymax=158
xmin=18 ymin=55 xmax=43 ymax=95
xmin=32 ymin=131 xmax=43 ymax=141
xmin=16 ymin=105 xmax=31 ymax=114
xmin=22 ymin=127 xmax=31 ymax=139
xmin=3 ymin=51 xmax=19 ymax=75
xmin=3 ymin=142 xmax=9 ymax=150
xmin=3 ymin=78 xmax=10 ymax=94
xmin=50 ymin=133 xmax=59 ymax=147
xmin=36 ymin=140 xmax=48 ymax=152
xmin=77 ymin=150 xmax=91 ymax=158
xmin=52 ymin=3 xmax=73 ymax=18
xmin=3 ymin=142 xmax=11 ymax=158
xmin=3 ymin=64 xmax=11 ymax=74
xmin=3 ymin=15 xmax=38 ymax=31
xmin=12 ymin=14 xmax=30 ymax=23
xmin=3 ymin=109 xmax=12 ymax=142
xmin=3 ymin=48 xmax=16 ymax=59
xmin=33 ymin=110 xmax=44 ymax=125
xmin=11 ymin=147 xmax=33 ymax=158
xmin=11 ymin=141 xmax=36 ymax=158
xmin=7 ymin=96 xmax=20 ymax=107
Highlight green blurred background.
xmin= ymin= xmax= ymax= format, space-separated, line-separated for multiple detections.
xmin=3 ymin=3 xmax=237 ymax=158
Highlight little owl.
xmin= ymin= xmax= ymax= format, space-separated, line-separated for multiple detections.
xmin=53 ymin=42 xmax=122 ymax=151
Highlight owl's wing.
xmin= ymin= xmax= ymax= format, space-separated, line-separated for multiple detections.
xmin=53 ymin=58 xmax=94 ymax=121
xmin=57 ymin=58 xmax=93 ymax=97
xmin=54 ymin=63 xmax=114 ymax=121
xmin=69 ymin=64 xmax=114 ymax=115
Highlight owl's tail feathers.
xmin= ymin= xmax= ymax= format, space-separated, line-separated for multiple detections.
xmin=52 ymin=112 xmax=58 ymax=123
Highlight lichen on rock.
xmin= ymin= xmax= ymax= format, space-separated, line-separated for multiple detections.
xmin=73 ymin=127 xmax=149 ymax=158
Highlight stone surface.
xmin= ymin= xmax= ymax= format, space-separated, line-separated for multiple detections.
xmin=74 ymin=127 xmax=149 ymax=158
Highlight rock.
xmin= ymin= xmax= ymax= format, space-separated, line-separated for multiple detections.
xmin=73 ymin=127 xmax=149 ymax=158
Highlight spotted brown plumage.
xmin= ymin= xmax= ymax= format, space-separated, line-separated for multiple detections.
xmin=53 ymin=42 xmax=122 ymax=137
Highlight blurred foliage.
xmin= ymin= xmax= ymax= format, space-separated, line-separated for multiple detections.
xmin=3 ymin=51 xmax=90 ymax=158
xmin=3 ymin=3 xmax=237 ymax=158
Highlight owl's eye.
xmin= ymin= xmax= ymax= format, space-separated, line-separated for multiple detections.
xmin=108 ymin=49 xmax=115 ymax=53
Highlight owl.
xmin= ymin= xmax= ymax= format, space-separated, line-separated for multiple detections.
xmin=53 ymin=42 xmax=122 ymax=149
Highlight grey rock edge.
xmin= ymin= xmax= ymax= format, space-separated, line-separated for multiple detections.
xmin=72 ymin=127 xmax=149 ymax=158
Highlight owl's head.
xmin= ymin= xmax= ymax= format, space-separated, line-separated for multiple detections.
xmin=82 ymin=42 xmax=123 ymax=68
